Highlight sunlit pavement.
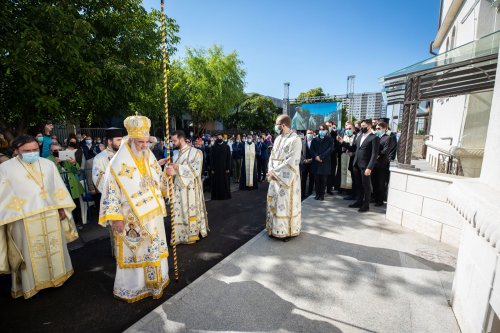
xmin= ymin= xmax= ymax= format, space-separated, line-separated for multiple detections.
xmin=126 ymin=194 xmax=460 ymax=333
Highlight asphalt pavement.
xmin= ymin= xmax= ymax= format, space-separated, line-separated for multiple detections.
xmin=0 ymin=183 xmax=268 ymax=333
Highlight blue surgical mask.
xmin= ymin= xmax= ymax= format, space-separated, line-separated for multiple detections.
xmin=247 ymin=139 xmax=252 ymax=143
xmin=85 ymin=139 xmax=92 ymax=144
xmin=376 ymin=130 xmax=383 ymax=138
xmin=306 ymin=134 xmax=313 ymax=140
xmin=236 ymin=139 xmax=240 ymax=143
xmin=21 ymin=152 xmax=39 ymax=164
xmin=319 ymin=130 xmax=326 ymax=137
xmin=36 ymin=137 xmax=43 ymax=143
xmin=346 ymin=130 xmax=353 ymax=137
xmin=274 ymin=125 xmax=281 ymax=134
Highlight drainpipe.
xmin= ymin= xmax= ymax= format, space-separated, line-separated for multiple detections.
xmin=429 ymin=0 xmax=444 ymax=55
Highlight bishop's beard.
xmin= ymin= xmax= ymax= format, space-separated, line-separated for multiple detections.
xmin=129 ymin=140 xmax=149 ymax=160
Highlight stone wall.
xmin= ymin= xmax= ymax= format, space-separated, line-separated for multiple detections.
xmin=386 ymin=166 xmax=463 ymax=247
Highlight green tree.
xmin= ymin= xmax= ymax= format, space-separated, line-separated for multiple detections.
xmin=228 ymin=94 xmax=276 ymax=131
xmin=184 ymin=44 xmax=246 ymax=131
xmin=297 ymin=87 xmax=326 ymax=99
xmin=0 ymin=0 xmax=180 ymax=138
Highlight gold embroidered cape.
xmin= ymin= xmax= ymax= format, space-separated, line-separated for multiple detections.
xmin=266 ymin=132 xmax=302 ymax=238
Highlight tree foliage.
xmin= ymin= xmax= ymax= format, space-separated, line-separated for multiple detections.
xmin=0 ymin=0 xmax=180 ymax=137
xmin=183 ymin=45 xmax=246 ymax=130
xmin=227 ymin=94 xmax=276 ymax=132
xmin=297 ymin=87 xmax=326 ymax=99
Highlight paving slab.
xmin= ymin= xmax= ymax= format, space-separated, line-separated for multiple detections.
xmin=126 ymin=194 xmax=460 ymax=333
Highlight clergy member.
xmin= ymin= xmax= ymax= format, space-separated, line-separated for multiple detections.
xmin=239 ymin=134 xmax=258 ymax=190
xmin=92 ymin=127 xmax=123 ymax=194
xmin=209 ymin=132 xmax=232 ymax=200
xmin=266 ymin=115 xmax=302 ymax=241
xmin=92 ymin=127 xmax=123 ymax=257
xmin=99 ymin=114 xmax=170 ymax=303
xmin=0 ymin=135 xmax=77 ymax=299
xmin=165 ymin=130 xmax=209 ymax=244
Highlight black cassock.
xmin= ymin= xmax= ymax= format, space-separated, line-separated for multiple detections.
xmin=239 ymin=143 xmax=259 ymax=191
xmin=210 ymin=142 xmax=232 ymax=200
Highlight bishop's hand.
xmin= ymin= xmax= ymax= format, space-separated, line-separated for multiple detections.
xmin=165 ymin=165 xmax=176 ymax=176
xmin=111 ymin=220 xmax=125 ymax=233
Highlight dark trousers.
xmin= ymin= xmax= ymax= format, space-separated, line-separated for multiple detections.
xmin=373 ymin=166 xmax=389 ymax=204
xmin=261 ymin=158 xmax=269 ymax=180
xmin=73 ymin=198 xmax=83 ymax=225
xmin=327 ymin=155 xmax=338 ymax=191
xmin=301 ymin=164 xmax=315 ymax=197
xmin=256 ymin=156 xmax=263 ymax=180
xmin=315 ymin=174 xmax=327 ymax=198
xmin=353 ymin=165 xmax=372 ymax=208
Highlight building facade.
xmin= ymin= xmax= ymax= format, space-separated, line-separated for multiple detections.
xmin=426 ymin=0 xmax=500 ymax=177
xmin=349 ymin=92 xmax=384 ymax=120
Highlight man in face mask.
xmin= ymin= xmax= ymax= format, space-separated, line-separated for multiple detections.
xmin=209 ymin=132 xmax=231 ymax=200
xmin=239 ymin=135 xmax=258 ymax=190
xmin=325 ymin=120 xmax=340 ymax=194
xmin=339 ymin=119 xmax=379 ymax=212
xmin=0 ymin=135 xmax=77 ymax=299
xmin=300 ymin=129 xmax=315 ymax=199
xmin=231 ymin=135 xmax=244 ymax=183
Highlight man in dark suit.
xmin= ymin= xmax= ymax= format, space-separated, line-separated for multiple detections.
xmin=300 ymin=129 xmax=315 ymax=199
xmin=339 ymin=119 xmax=379 ymax=212
xmin=311 ymin=125 xmax=333 ymax=201
xmin=325 ymin=120 xmax=340 ymax=194
xmin=373 ymin=122 xmax=397 ymax=206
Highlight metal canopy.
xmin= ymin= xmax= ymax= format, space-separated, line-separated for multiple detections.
xmin=381 ymin=29 xmax=500 ymax=168
xmin=382 ymin=30 xmax=500 ymax=105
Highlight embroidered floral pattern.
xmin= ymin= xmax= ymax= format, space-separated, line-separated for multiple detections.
xmin=54 ymin=188 xmax=69 ymax=201
xmin=117 ymin=163 xmax=136 ymax=179
xmin=6 ymin=196 xmax=26 ymax=211
xmin=135 ymin=196 xmax=154 ymax=207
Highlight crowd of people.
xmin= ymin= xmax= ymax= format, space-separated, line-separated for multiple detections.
xmin=0 ymin=112 xmax=398 ymax=303
xmin=0 ymin=114 xmax=302 ymax=303
xmin=301 ymin=117 xmax=398 ymax=212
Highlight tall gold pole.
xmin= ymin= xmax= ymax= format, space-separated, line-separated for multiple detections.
xmin=161 ymin=0 xmax=178 ymax=281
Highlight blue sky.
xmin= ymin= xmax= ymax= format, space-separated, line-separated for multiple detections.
xmin=143 ymin=0 xmax=439 ymax=99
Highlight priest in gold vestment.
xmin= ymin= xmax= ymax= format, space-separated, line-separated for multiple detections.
xmin=266 ymin=115 xmax=302 ymax=241
xmin=165 ymin=130 xmax=208 ymax=244
xmin=99 ymin=115 xmax=170 ymax=302
xmin=0 ymin=135 xmax=77 ymax=299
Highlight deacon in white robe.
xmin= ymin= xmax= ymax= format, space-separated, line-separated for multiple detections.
xmin=99 ymin=115 xmax=170 ymax=303
xmin=165 ymin=131 xmax=208 ymax=245
xmin=239 ymin=136 xmax=258 ymax=191
xmin=92 ymin=128 xmax=123 ymax=194
xmin=266 ymin=115 xmax=302 ymax=241
xmin=0 ymin=135 xmax=77 ymax=299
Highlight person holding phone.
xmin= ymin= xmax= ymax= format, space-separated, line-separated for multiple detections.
xmin=47 ymin=143 xmax=84 ymax=228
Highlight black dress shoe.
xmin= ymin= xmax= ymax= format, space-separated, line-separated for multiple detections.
xmin=349 ymin=203 xmax=361 ymax=208
xmin=327 ymin=191 xmax=334 ymax=195
xmin=282 ymin=237 xmax=291 ymax=242
xmin=358 ymin=206 xmax=369 ymax=212
xmin=320 ymin=196 xmax=325 ymax=201
xmin=375 ymin=202 xmax=384 ymax=207
xmin=343 ymin=196 xmax=354 ymax=200
xmin=314 ymin=195 xmax=320 ymax=200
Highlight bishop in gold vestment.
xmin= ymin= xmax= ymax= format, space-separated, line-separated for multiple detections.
xmin=99 ymin=115 xmax=170 ymax=302
xmin=0 ymin=135 xmax=77 ymax=299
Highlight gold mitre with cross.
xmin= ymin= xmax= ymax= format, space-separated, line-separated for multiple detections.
xmin=124 ymin=113 xmax=151 ymax=138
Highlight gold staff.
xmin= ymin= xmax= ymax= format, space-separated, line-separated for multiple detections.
xmin=160 ymin=0 xmax=179 ymax=281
